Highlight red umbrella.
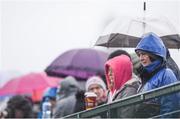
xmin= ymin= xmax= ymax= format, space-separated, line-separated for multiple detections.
xmin=0 ymin=72 xmax=61 ymax=102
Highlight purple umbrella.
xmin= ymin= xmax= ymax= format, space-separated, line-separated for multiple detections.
xmin=45 ymin=48 xmax=109 ymax=79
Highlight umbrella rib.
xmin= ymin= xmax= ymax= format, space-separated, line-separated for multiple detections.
xmin=107 ymin=33 xmax=119 ymax=47
xmin=67 ymin=49 xmax=79 ymax=69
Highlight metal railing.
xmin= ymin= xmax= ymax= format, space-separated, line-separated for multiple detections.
xmin=64 ymin=82 xmax=180 ymax=118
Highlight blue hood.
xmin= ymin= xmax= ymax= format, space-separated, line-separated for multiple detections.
xmin=42 ymin=87 xmax=57 ymax=101
xmin=135 ymin=32 xmax=167 ymax=60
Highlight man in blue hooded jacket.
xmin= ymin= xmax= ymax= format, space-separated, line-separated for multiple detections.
xmin=135 ymin=32 xmax=180 ymax=118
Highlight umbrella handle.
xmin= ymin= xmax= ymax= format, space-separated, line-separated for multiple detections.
xmin=144 ymin=2 xmax=146 ymax=11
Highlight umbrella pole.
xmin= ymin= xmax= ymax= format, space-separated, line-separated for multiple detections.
xmin=143 ymin=1 xmax=146 ymax=12
xmin=143 ymin=1 xmax=147 ymax=34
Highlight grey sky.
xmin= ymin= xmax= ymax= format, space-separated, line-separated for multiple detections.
xmin=0 ymin=0 xmax=180 ymax=74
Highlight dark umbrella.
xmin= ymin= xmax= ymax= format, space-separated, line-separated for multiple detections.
xmin=45 ymin=48 xmax=109 ymax=80
xmin=95 ymin=16 xmax=180 ymax=49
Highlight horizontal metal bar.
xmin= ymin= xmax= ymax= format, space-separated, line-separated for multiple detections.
xmin=64 ymin=82 xmax=180 ymax=118
xmin=152 ymin=109 xmax=180 ymax=118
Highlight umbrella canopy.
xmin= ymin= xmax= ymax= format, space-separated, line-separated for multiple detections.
xmin=0 ymin=72 xmax=62 ymax=102
xmin=45 ymin=48 xmax=109 ymax=79
xmin=0 ymin=70 xmax=22 ymax=88
xmin=95 ymin=16 xmax=180 ymax=49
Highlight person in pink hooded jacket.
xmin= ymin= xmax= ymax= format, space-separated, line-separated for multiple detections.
xmin=105 ymin=54 xmax=140 ymax=118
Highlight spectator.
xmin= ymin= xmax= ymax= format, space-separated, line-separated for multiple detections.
xmin=73 ymin=76 xmax=107 ymax=114
xmin=85 ymin=76 xmax=107 ymax=105
xmin=38 ymin=87 xmax=57 ymax=118
xmin=53 ymin=76 xmax=80 ymax=118
xmin=105 ymin=54 xmax=140 ymax=118
xmin=130 ymin=52 xmax=142 ymax=76
xmin=108 ymin=49 xmax=131 ymax=60
xmin=166 ymin=48 xmax=180 ymax=81
xmin=73 ymin=90 xmax=86 ymax=113
xmin=135 ymin=32 xmax=180 ymax=118
xmin=3 ymin=95 xmax=34 ymax=118
xmin=108 ymin=49 xmax=141 ymax=80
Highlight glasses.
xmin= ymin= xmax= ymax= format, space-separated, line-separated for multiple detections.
xmin=137 ymin=51 xmax=148 ymax=57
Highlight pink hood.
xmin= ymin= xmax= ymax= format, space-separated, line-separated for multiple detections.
xmin=105 ymin=55 xmax=132 ymax=93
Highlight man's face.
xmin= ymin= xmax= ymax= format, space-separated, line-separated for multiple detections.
xmin=88 ymin=84 xmax=105 ymax=103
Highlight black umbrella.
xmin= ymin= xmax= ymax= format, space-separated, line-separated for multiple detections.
xmin=95 ymin=16 xmax=180 ymax=49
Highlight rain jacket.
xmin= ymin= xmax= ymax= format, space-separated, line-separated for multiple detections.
xmin=135 ymin=32 xmax=180 ymax=118
xmin=105 ymin=55 xmax=141 ymax=118
xmin=38 ymin=87 xmax=57 ymax=118
xmin=53 ymin=76 xmax=79 ymax=118
xmin=166 ymin=48 xmax=180 ymax=81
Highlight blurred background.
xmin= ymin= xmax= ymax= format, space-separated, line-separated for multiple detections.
xmin=0 ymin=0 xmax=180 ymax=74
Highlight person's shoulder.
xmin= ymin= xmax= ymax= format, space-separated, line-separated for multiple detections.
xmin=165 ymin=67 xmax=175 ymax=72
xmin=161 ymin=68 xmax=178 ymax=82
xmin=125 ymin=74 xmax=141 ymax=86
xmin=163 ymin=67 xmax=176 ymax=76
xmin=157 ymin=67 xmax=173 ymax=75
